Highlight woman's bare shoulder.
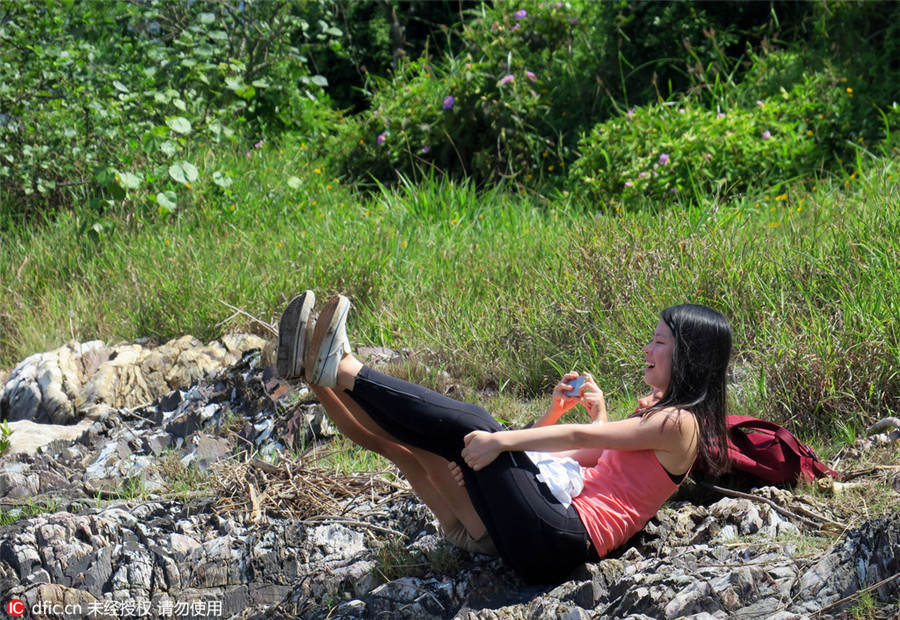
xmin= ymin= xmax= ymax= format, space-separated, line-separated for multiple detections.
xmin=639 ymin=407 xmax=698 ymax=436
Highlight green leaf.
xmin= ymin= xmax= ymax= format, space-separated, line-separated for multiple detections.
xmin=199 ymin=12 xmax=216 ymax=25
xmin=168 ymin=161 xmax=198 ymax=185
xmin=112 ymin=80 xmax=129 ymax=93
xmin=213 ymin=171 xmax=233 ymax=188
xmin=287 ymin=176 xmax=302 ymax=189
xmin=181 ymin=162 xmax=199 ymax=182
xmin=94 ymin=166 xmax=117 ymax=187
xmin=166 ymin=117 xmax=192 ymax=135
xmin=235 ymin=85 xmax=256 ymax=100
xmin=310 ymin=75 xmax=329 ymax=87
xmin=169 ymin=163 xmax=186 ymax=185
xmin=160 ymin=141 xmax=177 ymax=156
xmin=157 ymin=191 xmax=177 ymax=212
xmin=117 ymin=171 xmax=142 ymax=190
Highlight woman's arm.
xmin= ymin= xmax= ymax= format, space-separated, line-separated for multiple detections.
xmin=461 ymin=410 xmax=694 ymax=471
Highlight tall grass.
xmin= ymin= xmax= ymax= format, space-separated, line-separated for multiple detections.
xmin=1 ymin=141 xmax=898 ymax=441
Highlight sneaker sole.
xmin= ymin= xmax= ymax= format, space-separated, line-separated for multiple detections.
xmin=306 ymin=294 xmax=350 ymax=385
xmin=276 ymin=291 xmax=315 ymax=379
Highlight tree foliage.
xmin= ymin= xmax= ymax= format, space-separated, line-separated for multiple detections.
xmin=0 ymin=0 xmax=341 ymax=223
xmin=2 ymin=0 xmax=898 ymax=223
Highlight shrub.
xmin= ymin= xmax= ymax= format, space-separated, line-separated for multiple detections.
xmin=570 ymin=61 xmax=853 ymax=210
xmin=327 ymin=0 xmax=822 ymax=189
xmin=329 ymin=0 xmax=602 ymax=187
xmin=0 ymin=0 xmax=341 ymax=224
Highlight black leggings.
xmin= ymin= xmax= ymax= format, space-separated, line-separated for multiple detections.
xmin=347 ymin=366 xmax=596 ymax=584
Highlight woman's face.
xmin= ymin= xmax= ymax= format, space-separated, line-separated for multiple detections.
xmin=643 ymin=319 xmax=675 ymax=392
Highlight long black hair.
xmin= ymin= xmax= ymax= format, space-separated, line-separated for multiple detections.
xmin=639 ymin=304 xmax=732 ymax=476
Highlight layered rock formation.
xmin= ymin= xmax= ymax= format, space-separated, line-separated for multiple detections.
xmin=0 ymin=337 xmax=897 ymax=619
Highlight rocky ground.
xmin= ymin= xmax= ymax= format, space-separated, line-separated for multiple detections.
xmin=0 ymin=335 xmax=898 ymax=619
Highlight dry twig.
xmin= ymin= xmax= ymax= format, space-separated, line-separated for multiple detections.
xmin=209 ymin=454 xmax=406 ymax=522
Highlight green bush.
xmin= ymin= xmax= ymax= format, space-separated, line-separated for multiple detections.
xmin=326 ymin=1 xmax=823 ymax=189
xmin=329 ymin=0 xmax=602 ymax=186
xmin=0 ymin=0 xmax=341 ymax=224
xmin=570 ymin=60 xmax=854 ymax=210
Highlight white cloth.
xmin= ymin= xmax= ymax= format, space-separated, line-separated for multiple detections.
xmin=525 ymin=451 xmax=585 ymax=508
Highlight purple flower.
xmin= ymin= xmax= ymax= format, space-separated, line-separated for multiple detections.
xmin=624 ymin=181 xmax=633 ymax=188
xmin=678 ymin=108 xmax=685 ymax=114
xmin=762 ymin=130 xmax=771 ymax=140
xmin=443 ymin=95 xmax=455 ymax=110
xmin=254 ymin=139 xmax=265 ymax=149
xmin=525 ymin=71 xmax=537 ymax=82
xmin=553 ymin=2 xmax=563 ymax=7
xmin=421 ymin=145 xmax=430 ymax=154
xmin=659 ymin=153 xmax=670 ymax=166
xmin=514 ymin=9 xmax=527 ymax=19
xmin=245 ymin=152 xmax=252 ymax=159
xmin=756 ymin=100 xmax=764 ymax=107
xmin=626 ymin=108 xmax=635 ymax=118
xmin=500 ymin=74 xmax=514 ymax=85
xmin=717 ymin=112 xmax=726 ymax=119
xmin=512 ymin=22 xmax=520 ymax=31
xmin=377 ymin=132 xmax=386 ymax=145
xmin=638 ymin=172 xmax=647 ymax=178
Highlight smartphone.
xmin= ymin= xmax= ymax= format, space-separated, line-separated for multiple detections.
xmin=565 ymin=375 xmax=586 ymax=398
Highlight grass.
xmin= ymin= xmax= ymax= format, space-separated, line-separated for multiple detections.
xmin=0 ymin=498 xmax=63 ymax=525
xmin=156 ymin=450 xmax=214 ymax=501
xmin=370 ymin=536 xmax=429 ymax=584
xmin=1 ymin=139 xmax=899 ymax=444
xmin=306 ymin=436 xmax=396 ymax=476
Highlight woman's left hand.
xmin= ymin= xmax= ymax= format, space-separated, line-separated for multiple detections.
xmin=448 ymin=461 xmax=465 ymax=487
xmin=461 ymin=430 xmax=503 ymax=471
xmin=580 ymin=373 xmax=609 ymax=424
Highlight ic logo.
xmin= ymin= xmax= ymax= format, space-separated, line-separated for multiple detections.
xmin=5 ymin=599 xmax=25 ymax=616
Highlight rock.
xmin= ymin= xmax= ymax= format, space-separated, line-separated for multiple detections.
xmin=791 ymin=513 xmax=900 ymax=615
xmin=1 ymin=335 xmax=898 ymax=620
xmin=1 ymin=335 xmax=266 ymax=426
xmin=308 ymin=524 xmax=366 ymax=558
xmin=3 ymin=418 xmax=94 ymax=456
xmin=0 ymin=467 xmax=41 ymax=499
xmin=185 ymin=433 xmax=232 ymax=471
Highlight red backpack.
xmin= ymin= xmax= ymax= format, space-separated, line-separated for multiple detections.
xmin=708 ymin=415 xmax=843 ymax=486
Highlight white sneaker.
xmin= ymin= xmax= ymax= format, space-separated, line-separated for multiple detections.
xmin=306 ymin=294 xmax=351 ymax=387
xmin=276 ymin=291 xmax=315 ymax=381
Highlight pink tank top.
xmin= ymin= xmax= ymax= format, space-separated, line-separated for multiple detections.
xmin=570 ymin=449 xmax=680 ymax=557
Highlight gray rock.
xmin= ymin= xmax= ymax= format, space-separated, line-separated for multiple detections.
xmin=1 ymin=335 xmax=265 ymax=427
xmin=1 ymin=335 xmax=897 ymax=620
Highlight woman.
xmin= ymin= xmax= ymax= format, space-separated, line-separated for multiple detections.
xmin=277 ymin=292 xmax=732 ymax=584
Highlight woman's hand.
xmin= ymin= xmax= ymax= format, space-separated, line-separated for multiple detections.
xmin=448 ymin=461 xmax=465 ymax=487
xmin=461 ymin=430 xmax=503 ymax=471
xmin=579 ymin=373 xmax=608 ymax=423
xmin=550 ymin=371 xmax=586 ymax=408
xmin=638 ymin=390 xmax=663 ymax=410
